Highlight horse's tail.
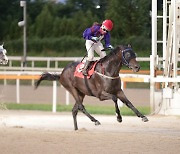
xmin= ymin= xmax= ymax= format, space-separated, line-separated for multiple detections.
xmin=35 ymin=72 xmax=61 ymax=89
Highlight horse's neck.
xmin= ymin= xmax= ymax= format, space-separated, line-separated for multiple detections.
xmin=100 ymin=56 xmax=122 ymax=76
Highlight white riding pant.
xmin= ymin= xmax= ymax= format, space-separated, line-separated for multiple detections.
xmin=85 ymin=40 xmax=106 ymax=61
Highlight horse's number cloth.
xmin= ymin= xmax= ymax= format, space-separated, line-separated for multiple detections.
xmin=74 ymin=62 xmax=97 ymax=79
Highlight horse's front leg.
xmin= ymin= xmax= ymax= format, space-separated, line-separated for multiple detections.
xmin=99 ymin=92 xmax=122 ymax=122
xmin=112 ymin=95 xmax=122 ymax=123
xmin=99 ymin=91 xmax=114 ymax=100
xmin=117 ymin=90 xmax=148 ymax=122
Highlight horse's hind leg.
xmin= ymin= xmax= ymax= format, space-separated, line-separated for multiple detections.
xmin=117 ymin=90 xmax=148 ymax=122
xmin=112 ymin=95 xmax=122 ymax=123
xmin=72 ymin=102 xmax=100 ymax=130
xmin=78 ymin=104 xmax=101 ymax=125
xmin=72 ymin=103 xmax=79 ymax=130
xmin=69 ymin=87 xmax=100 ymax=130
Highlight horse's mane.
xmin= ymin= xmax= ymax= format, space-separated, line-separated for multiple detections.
xmin=99 ymin=46 xmax=122 ymax=63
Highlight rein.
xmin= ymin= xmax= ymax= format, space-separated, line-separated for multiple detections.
xmin=94 ymin=71 xmax=120 ymax=79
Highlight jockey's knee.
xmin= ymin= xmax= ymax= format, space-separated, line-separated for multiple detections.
xmin=87 ymin=56 xmax=93 ymax=61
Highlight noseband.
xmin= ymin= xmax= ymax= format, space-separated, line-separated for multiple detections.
xmin=121 ymin=48 xmax=136 ymax=68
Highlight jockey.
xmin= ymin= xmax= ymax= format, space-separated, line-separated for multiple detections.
xmin=82 ymin=19 xmax=114 ymax=76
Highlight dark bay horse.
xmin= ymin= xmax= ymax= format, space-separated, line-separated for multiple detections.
xmin=35 ymin=45 xmax=148 ymax=130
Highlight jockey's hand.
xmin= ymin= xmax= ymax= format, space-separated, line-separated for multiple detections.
xmin=91 ymin=37 xmax=99 ymax=43
xmin=107 ymin=45 xmax=114 ymax=50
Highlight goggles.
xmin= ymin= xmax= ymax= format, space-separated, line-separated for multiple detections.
xmin=101 ymin=25 xmax=109 ymax=33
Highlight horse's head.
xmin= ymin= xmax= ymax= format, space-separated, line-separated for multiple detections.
xmin=0 ymin=44 xmax=8 ymax=65
xmin=120 ymin=45 xmax=140 ymax=72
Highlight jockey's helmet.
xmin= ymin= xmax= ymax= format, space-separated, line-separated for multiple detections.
xmin=102 ymin=20 xmax=113 ymax=31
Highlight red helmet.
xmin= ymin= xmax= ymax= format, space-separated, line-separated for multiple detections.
xmin=102 ymin=19 xmax=113 ymax=31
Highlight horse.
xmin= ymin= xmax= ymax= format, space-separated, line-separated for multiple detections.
xmin=35 ymin=45 xmax=148 ymax=130
xmin=0 ymin=44 xmax=8 ymax=65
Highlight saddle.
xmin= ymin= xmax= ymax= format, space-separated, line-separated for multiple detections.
xmin=74 ymin=61 xmax=98 ymax=79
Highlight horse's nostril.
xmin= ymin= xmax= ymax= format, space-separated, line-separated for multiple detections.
xmin=134 ymin=65 xmax=140 ymax=72
xmin=135 ymin=64 xmax=140 ymax=68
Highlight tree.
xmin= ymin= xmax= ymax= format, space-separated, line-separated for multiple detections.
xmin=0 ymin=0 xmax=20 ymax=40
xmin=106 ymin=0 xmax=151 ymax=39
xmin=34 ymin=4 xmax=54 ymax=38
xmin=71 ymin=10 xmax=98 ymax=37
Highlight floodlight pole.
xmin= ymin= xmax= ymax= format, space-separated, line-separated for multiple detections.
xmin=18 ymin=1 xmax=27 ymax=67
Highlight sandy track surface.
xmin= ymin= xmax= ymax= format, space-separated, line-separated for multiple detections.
xmin=0 ymin=110 xmax=180 ymax=154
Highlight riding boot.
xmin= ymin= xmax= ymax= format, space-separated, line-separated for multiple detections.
xmin=82 ymin=60 xmax=91 ymax=76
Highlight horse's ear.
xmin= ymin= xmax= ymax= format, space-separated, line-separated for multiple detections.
xmin=127 ymin=44 xmax=132 ymax=48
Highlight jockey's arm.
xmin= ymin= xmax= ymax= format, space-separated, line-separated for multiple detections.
xmin=104 ymin=33 xmax=111 ymax=48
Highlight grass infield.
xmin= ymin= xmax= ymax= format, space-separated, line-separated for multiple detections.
xmin=4 ymin=103 xmax=150 ymax=116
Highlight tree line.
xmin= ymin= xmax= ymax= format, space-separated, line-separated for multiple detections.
xmin=0 ymin=0 xmax=151 ymax=55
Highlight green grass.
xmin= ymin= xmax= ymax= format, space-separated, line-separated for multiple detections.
xmin=4 ymin=103 xmax=150 ymax=116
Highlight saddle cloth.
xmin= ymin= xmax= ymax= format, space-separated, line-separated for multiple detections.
xmin=74 ymin=61 xmax=98 ymax=79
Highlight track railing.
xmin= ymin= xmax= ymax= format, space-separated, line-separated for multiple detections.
xmin=0 ymin=56 xmax=151 ymax=72
xmin=0 ymin=71 xmax=150 ymax=112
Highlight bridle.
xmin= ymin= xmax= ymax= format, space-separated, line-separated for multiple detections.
xmin=121 ymin=48 xmax=136 ymax=68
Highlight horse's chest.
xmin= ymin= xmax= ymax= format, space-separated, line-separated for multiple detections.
xmin=104 ymin=80 xmax=121 ymax=93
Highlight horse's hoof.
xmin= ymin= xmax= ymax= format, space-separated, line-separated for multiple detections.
xmin=74 ymin=127 xmax=78 ymax=131
xmin=142 ymin=116 xmax=148 ymax=122
xmin=117 ymin=118 xmax=122 ymax=123
xmin=95 ymin=121 xmax=101 ymax=125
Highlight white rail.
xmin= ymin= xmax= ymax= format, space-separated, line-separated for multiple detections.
xmin=7 ymin=56 xmax=151 ymax=61
xmin=0 ymin=71 xmax=151 ymax=112
xmin=0 ymin=56 xmax=152 ymax=72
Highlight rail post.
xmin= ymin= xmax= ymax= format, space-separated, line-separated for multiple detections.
xmin=66 ymin=90 xmax=70 ymax=105
xmin=16 ymin=76 xmax=20 ymax=104
xmin=52 ymin=81 xmax=57 ymax=113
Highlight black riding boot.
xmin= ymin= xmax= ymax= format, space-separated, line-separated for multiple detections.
xmin=82 ymin=60 xmax=91 ymax=76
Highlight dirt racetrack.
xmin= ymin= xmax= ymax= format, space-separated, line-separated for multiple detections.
xmin=0 ymin=110 xmax=180 ymax=154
